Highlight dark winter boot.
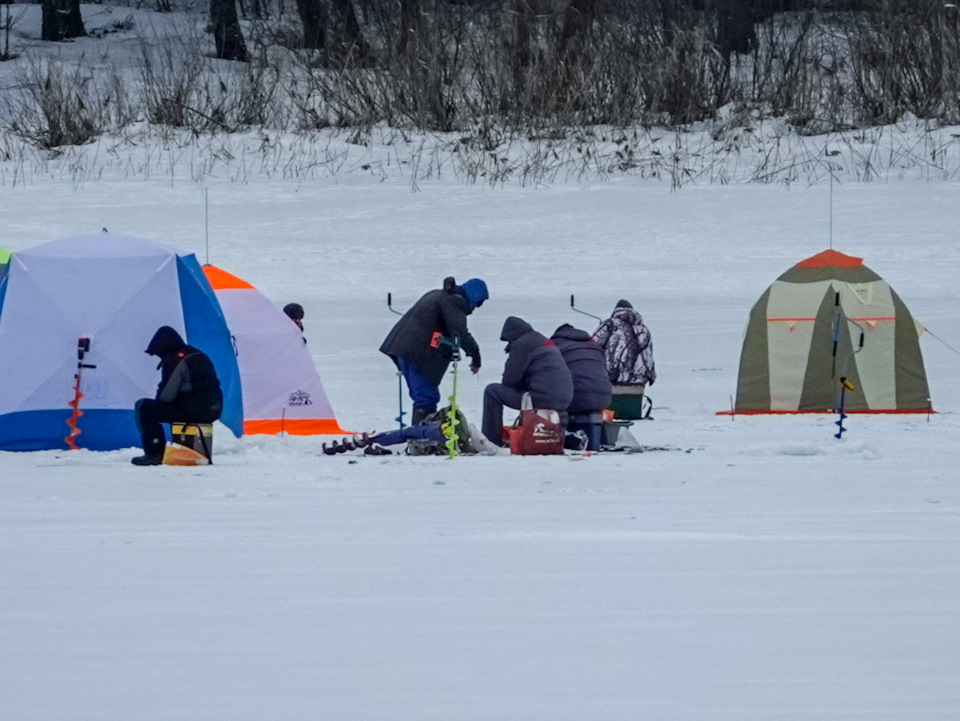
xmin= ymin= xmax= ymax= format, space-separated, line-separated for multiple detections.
xmin=363 ymin=444 xmax=393 ymax=456
xmin=411 ymin=406 xmax=434 ymax=426
xmin=131 ymin=453 xmax=163 ymax=466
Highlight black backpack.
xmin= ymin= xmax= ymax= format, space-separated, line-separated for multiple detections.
xmin=405 ymin=406 xmax=476 ymax=455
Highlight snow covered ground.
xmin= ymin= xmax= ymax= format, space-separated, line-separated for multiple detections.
xmin=2 ymin=165 xmax=959 ymax=720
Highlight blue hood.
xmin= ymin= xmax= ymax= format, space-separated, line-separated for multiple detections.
xmin=459 ymin=278 xmax=489 ymax=313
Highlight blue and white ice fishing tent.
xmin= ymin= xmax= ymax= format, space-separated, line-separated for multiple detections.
xmin=0 ymin=234 xmax=243 ymax=450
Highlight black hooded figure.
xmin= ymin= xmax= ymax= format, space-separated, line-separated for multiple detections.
xmin=283 ymin=303 xmax=306 ymax=341
xmin=132 ymin=326 xmax=223 ymax=465
xmin=481 ymin=316 xmax=574 ymax=447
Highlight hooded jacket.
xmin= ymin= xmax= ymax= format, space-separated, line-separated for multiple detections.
xmin=500 ymin=316 xmax=573 ymax=411
xmin=592 ymin=307 xmax=656 ymax=386
xmin=550 ymin=324 xmax=613 ymax=414
xmin=145 ymin=326 xmax=223 ymax=415
xmin=380 ymin=277 xmax=484 ymax=386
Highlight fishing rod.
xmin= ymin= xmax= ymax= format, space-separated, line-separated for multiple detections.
xmin=570 ymin=294 xmax=602 ymax=323
xmin=387 ymin=292 xmax=404 ymax=316
xmin=386 ymin=292 xmax=406 ymax=427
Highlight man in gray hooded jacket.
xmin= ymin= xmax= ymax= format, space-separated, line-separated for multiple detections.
xmin=481 ymin=316 xmax=574 ymax=447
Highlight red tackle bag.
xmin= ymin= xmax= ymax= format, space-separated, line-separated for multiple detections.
xmin=508 ymin=394 xmax=564 ymax=456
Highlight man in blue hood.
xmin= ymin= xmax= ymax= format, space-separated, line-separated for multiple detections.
xmin=380 ymin=277 xmax=488 ymax=425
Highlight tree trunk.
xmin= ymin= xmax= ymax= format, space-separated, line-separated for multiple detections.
xmin=561 ymin=0 xmax=601 ymax=45
xmin=328 ymin=0 xmax=369 ymax=65
xmin=296 ymin=0 xmax=327 ymax=50
xmin=508 ymin=0 xmax=536 ymax=68
xmin=398 ymin=0 xmax=418 ymax=52
xmin=41 ymin=0 xmax=85 ymax=41
xmin=716 ymin=0 xmax=757 ymax=60
xmin=210 ymin=0 xmax=249 ymax=61
xmin=330 ymin=0 xmax=363 ymax=47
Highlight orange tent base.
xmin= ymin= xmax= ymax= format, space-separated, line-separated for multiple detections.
xmin=716 ymin=409 xmax=935 ymax=416
xmin=243 ymin=418 xmax=350 ymax=435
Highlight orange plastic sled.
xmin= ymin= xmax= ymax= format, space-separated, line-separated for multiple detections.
xmin=162 ymin=445 xmax=210 ymax=466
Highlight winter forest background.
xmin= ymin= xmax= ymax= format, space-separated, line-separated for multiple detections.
xmin=4 ymin=0 xmax=960 ymax=186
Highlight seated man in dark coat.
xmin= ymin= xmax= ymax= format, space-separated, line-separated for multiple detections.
xmin=132 ymin=326 xmax=223 ymax=466
xmin=550 ymin=324 xmax=613 ymax=450
xmin=481 ymin=316 xmax=574 ymax=447
xmin=380 ymin=276 xmax=487 ymax=426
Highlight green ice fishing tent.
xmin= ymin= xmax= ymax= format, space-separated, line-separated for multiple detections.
xmin=727 ymin=249 xmax=932 ymax=414
xmin=0 ymin=248 xmax=9 ymax=277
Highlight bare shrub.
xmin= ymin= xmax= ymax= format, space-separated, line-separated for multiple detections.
xmin=231 ymin=60 xmax=284 ymax=128
xmin=635 ymin=25 xmax=722 ymax=126
xmin=138 ymin=36 xmax=209 ymax=128
xmin=289 ymin=3 xmax=731 ymax=135
xmin=463 ymin=6 xmax=726 ymax=128
xmin=9 ymin=1 xmax=960 ymax=185
xmin=0 ymin=57 xmax=117 ymax=148
xmin=381 ymin=10 xmax=469 ymax=131
xmin=848 ymin=11 xmax=960 ymax=125
xmin=138 ymin=32 xmax=283 ymax=133
xmin=287 ymin=6 xmax=470 ymax=131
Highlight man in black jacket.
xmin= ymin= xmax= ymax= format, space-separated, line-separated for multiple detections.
xmin=481 ymin=316 xmax=574 ymax=447
xmin=550 ymin=323 xmax=612 ymax=451
xmin=380 ymin=277 xmax=487 ymax=425
xmin=132 ymin=326 xmax=223 ymax=465
xmin=550 ymin=324 xmax=612 ymax=416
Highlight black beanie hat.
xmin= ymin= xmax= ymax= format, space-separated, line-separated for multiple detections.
xmin=616 ymin=299 xmax=633 ymax=309
xmin=283 ymin=303 xmax=305 ymax=321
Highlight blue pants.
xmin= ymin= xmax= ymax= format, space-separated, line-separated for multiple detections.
xmin=371 ymin=423 xmax=446 ymax=447
xmin=397 ymin=358 xmax=441 ymax=418
xmin=482 ymin=383 xmax=525 ymax=447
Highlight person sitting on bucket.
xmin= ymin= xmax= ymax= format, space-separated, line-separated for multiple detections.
xmin=592 ymin=299 xmax=656 ymax=417
xmin=131 ymin=326 xmax=223 ymax=466
xmin=379 ymin=276 xmax=488 ymax=426
xmin=481 ymin=316 xmax=573 ymax=447
xmin=550 ymin=323 xmax=612 ymax=450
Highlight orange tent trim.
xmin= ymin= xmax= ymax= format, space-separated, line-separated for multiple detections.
xmin=796 ymin=249 xmax=863 ymax=268
xmin=768 ymin=317 xmax=895 ymax=323
xmin=203 ymin=264 xmax=255 ymax=291
xmin=716 ymin=409 xmax=935 ymax=416
xmin=244 ymin=418 xmax=350 ymax=435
